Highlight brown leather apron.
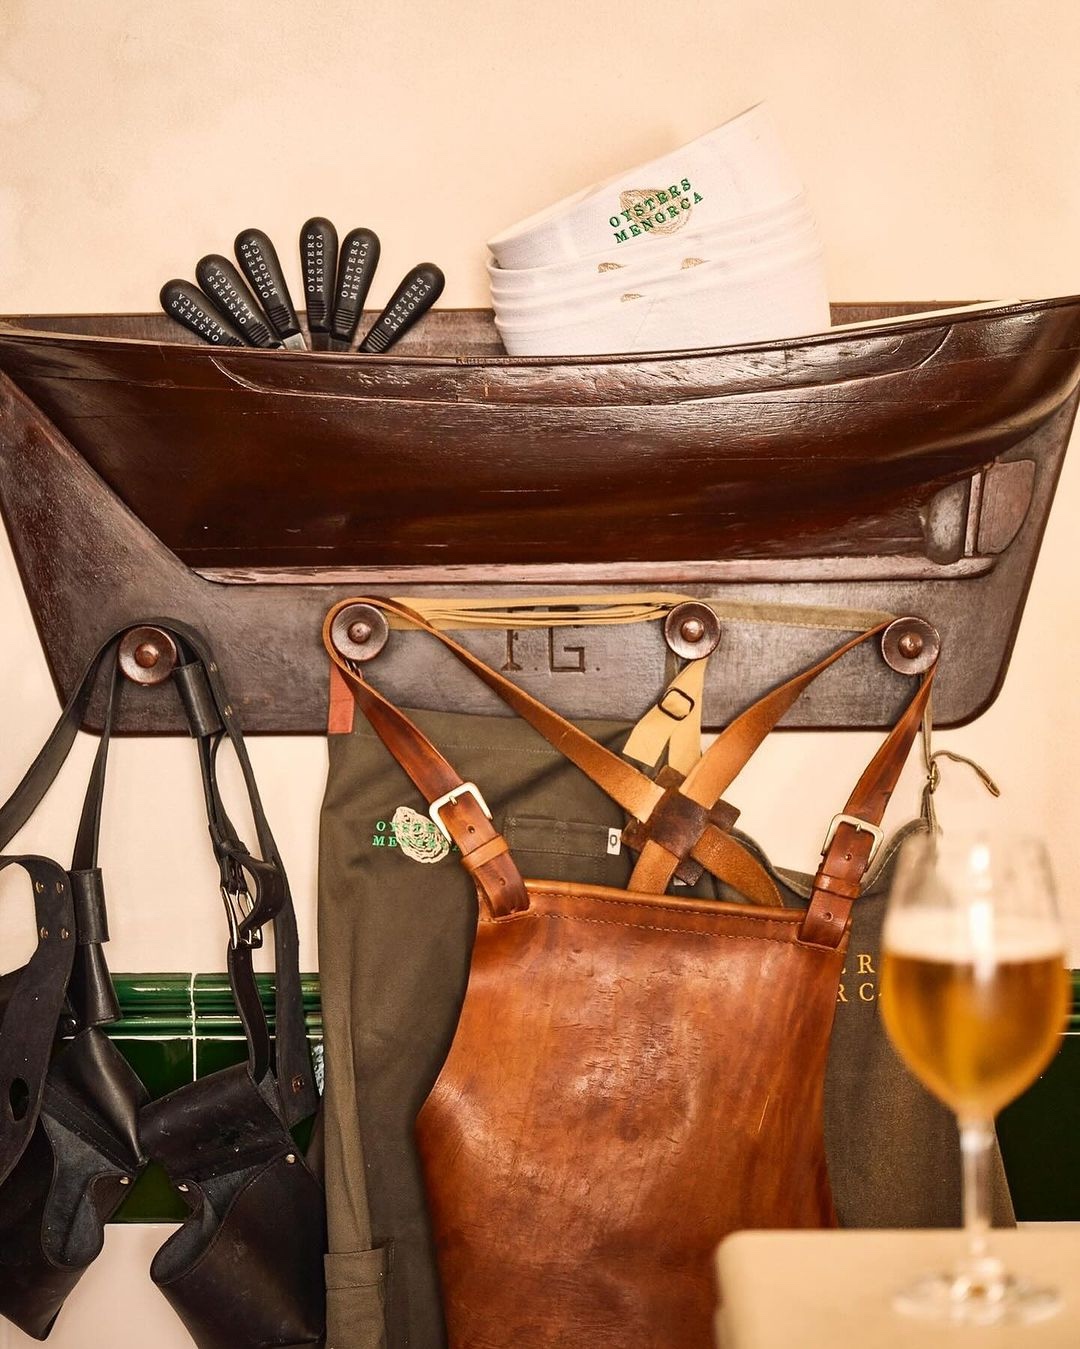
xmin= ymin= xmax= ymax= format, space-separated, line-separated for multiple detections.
xmin=322 ymin=599 xmax=941 ymax=1348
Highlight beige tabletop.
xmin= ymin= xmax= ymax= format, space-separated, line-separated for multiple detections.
xmin=715 ymin=1229 xmax=1080 ymax=1348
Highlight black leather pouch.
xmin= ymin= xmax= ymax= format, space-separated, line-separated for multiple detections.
xmin=144 ymin=1063 xmax=325 ymax=1348
xmin=0 ymin=626 xmax=324 ymax=1344
xmin=0 ymin=1025 xmax=147 ymax=1340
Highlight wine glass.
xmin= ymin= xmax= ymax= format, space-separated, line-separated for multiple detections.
xmin=880 ymin=831 xmax=1070 ymax=1325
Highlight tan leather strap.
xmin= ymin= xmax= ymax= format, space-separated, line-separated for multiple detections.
xmin=627 ymin=624 xmax=937 ymax=937
xmin=323 ymin=597 xmax=782 ymax=906
xmin=322 ymin=599 xmax=935 ymax=927
xmin=800 ymin=668 xmax=936 ymax=947
xmin=622 ymin=658 xmax=708 ymax=776
xmin=326 ymin=640 xmax=530 ymax=917
xmin=629 ymin=623 xmax=891 ymax=892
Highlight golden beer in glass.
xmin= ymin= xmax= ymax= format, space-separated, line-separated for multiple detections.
xmin=881 ymin=834 xmax=1069 ymax=1325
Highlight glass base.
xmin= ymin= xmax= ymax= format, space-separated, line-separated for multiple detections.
xmin=894 ymin=1258 xmax=1061 ymax=1327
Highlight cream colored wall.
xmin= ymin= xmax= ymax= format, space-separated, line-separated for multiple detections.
xmin=1 ymin=2 xmax=1079 ymax=1345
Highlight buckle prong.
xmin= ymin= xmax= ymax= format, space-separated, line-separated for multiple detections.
xmin=221 ymin=885 xmax=264 ymax=950
xmin=429 ymin=782 xmax=491 ymax=842
xmin=821 ymin=813 xmax=884 ymax=865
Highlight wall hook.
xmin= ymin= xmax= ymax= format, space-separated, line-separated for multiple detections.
xmin=663 ymin=602 xmax=721 ymax=659
xmin=881 ymin=617 xmax=940 ymax=675
xmin=330 ymin=603 xmax=390 ymax=663
xmin=118 ymin=626 xmax=178 ymax=686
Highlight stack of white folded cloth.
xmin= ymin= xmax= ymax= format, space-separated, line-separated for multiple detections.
xmin=487 ymin=104 xmax=831 ymax=356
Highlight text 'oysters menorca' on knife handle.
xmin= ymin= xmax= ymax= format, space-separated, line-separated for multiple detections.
xmin=300 ymin=216 xmax=338 ymax=351
xmin=160 ymin=279 xmax=246 ymax=346
xmin=195 ymin=255 xmax=282 ymax=348
xmin=234 ymin=227 xmax=307 ymax=349
xmin=330 ymin=227 xmax=381 ymax=351
xmin=358 ymin=263 xmax=445 ymax=354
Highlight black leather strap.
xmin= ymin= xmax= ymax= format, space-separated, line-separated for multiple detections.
xmin=68 ymin=657 xmax=123 ymax=1027
xmin=0 ymin=621 xmax=315 ymax=1126
xmin=0 ymin=636 xmax=120 ymax=853
xmin=159 ymin=621 xmax=315 ymax=1122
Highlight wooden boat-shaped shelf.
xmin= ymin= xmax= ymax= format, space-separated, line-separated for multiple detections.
xmin=0 ymin=298 xmax=1078 ymax=733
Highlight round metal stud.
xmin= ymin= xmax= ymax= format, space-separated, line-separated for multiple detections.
xmin=881 ymin=617 xmax=941 ymax=675
xmin=118 ymin=626 xmax=179 ymax=686
xmin=663 ymin=602 xmax=722 ymax=660
xmin=330 ymin=603 xmax=389 ymax=663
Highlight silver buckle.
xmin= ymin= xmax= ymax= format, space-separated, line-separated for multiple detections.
xmin=429 ymin=782 xmax=491 ymax=842
xmin=221 ymin=885 xmax=264 ymax=950
xmin=821 ymin=813 xmax=884 ymax=865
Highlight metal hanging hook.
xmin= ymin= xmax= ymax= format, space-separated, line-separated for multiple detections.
xmin=118 ymin=626 xmax=178 ymax=686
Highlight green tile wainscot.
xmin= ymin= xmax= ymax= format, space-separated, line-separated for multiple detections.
xmin=105 ymin=971 xmax=1078 ymax=1223
xmin=109 ymin=974 xmax=322 ymax=1222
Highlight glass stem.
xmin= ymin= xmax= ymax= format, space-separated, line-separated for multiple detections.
xmin=959 ymin=1117 xmax=996 ymax=1268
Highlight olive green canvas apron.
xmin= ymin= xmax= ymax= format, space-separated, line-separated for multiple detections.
xmin=317 ymin=702 xmax=1014 ymax=1349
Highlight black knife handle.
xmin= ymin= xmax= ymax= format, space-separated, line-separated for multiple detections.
xmin=234 ymin=229 xmax=302 ymax=341
xmin=358 ymin=263 xmax=445 ymax=354
xmin=331 ymin=228 xmax=381 ymax=346
xmin=160 ymin=280 xmax=245 ymax=346
xmin=196 ymin=255 xmax=281 ymax=348
xmin=300 ymin=217 xmax=339 ymax=336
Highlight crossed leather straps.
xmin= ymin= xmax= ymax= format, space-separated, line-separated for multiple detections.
xmin=323 ymin=598 xmax=936 ymax=949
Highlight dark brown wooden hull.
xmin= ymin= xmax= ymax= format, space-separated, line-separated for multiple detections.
xmin=2 ymin=300 xmax=1079 ymax=568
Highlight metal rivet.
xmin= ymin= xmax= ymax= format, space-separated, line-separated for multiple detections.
xmin=39 ymin=927 xmax=48 ymax=940
xmin=34 ymin=880 xmax=44 ymax=894
xmin=330 ymin=603 xmax=390 ymax=663
xmin=822 ymin=912 xmax=833 ymax=923
xmin=119 ymin=1176 xmax=131 ymax=1186
xmin=663 ymin=602 xmax=722 ymax=659
xmin=55 ymin=881 xmax=64 ymax=893
xmin=224 ymin=705 xmax=233 ymax=717
xmin=291 ymin=1075 xmax=305 ymax=1094
xmin=60 ymin=927 xmax=70 ymax=940
xmin=119 ymin=626 xmax=179 ymax=686
xmin=285 ymin=1153 xmax=297 ymax=1165
xmin=177 ymin=1183 xmax=189 ymax=1193
xmin=881 ymin=617 xmax=941 ymax=676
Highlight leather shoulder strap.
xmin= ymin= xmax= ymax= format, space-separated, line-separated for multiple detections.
xmin=626 ymin=623 xmax=932 ymax=896
xmin=323 ymin=598 xmax=789 ymax=907
xmin=141 ymin=619 xmax=317 ymax=1123
xmin=323 ymin=598 xmax=935 ymax=934
xmin=0 ymin=622 xmax=316 ymax=1124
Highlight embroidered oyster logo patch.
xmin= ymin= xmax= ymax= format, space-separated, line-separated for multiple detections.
xmin=390 ymin=806 xmax=450 ymax=863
